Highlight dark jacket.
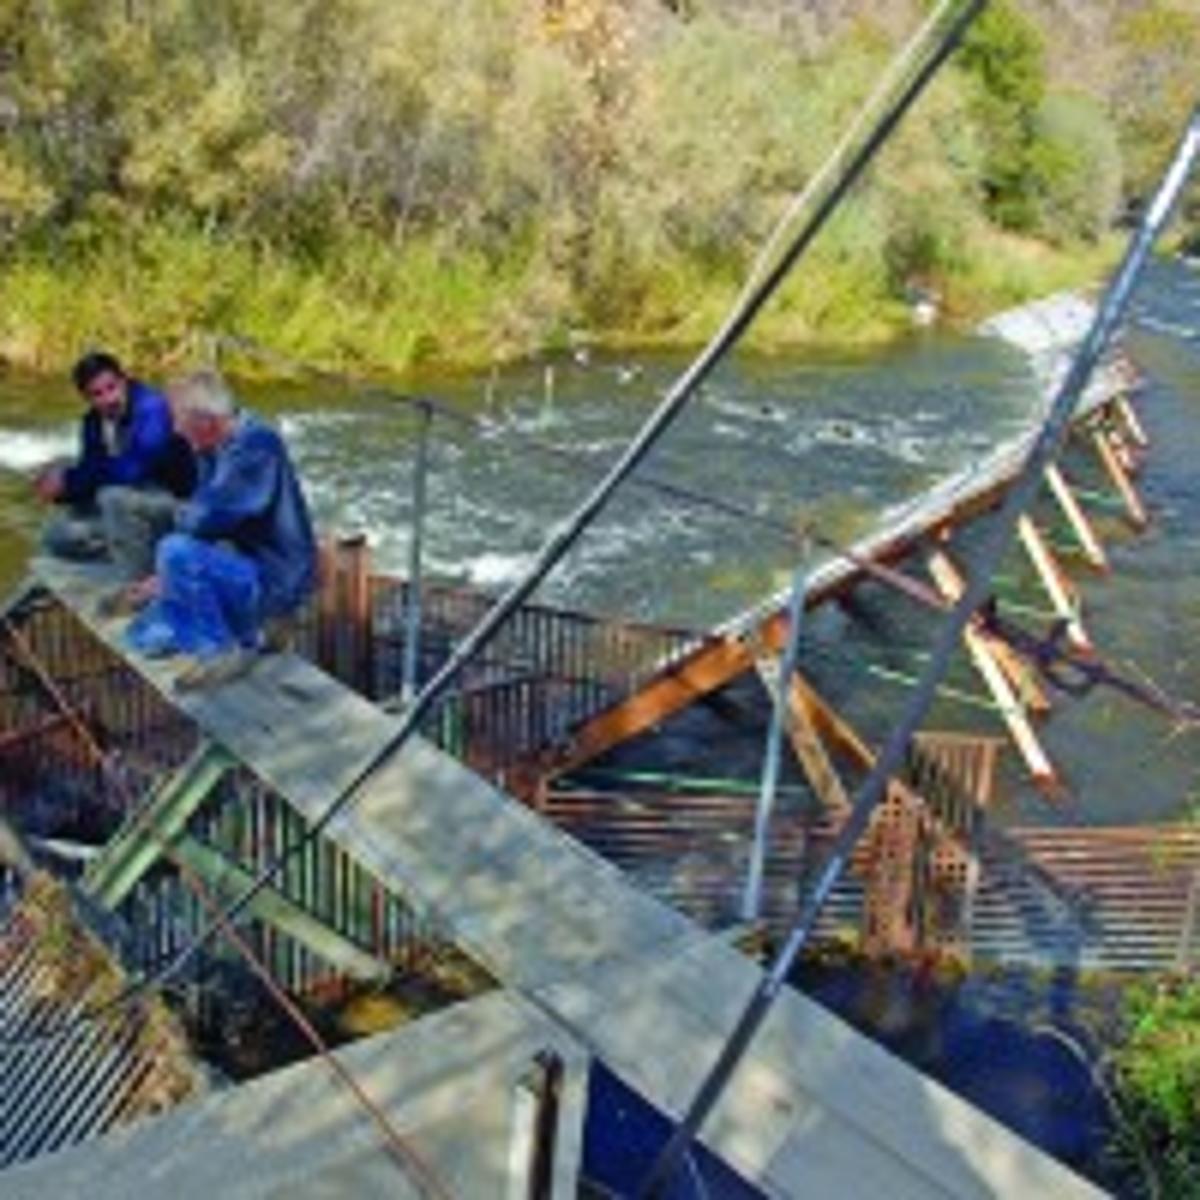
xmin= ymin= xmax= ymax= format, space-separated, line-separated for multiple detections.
xmin=62 ymin=380 xmax=197 ymax=505
xmin=176 ymin=413 xmax=317 ymax=616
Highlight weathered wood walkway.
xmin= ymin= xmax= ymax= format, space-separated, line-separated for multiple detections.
xmin=0 ymin=988 xmax=590 ymax=1198
xmin=15 ymin=557 xmax=1101 ymax=1198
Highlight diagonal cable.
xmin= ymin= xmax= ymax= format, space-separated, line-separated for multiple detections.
xmin=636 ymin=99 xmax=1200 ymax=1198
xmin=122 ymin=0 xmax=993 ymax=999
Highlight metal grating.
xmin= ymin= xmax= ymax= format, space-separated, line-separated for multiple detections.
xmin=0 ymin=874 xmax=201 ymax=1170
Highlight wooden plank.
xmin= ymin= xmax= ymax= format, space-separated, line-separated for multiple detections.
xmin=1115 ymin=394 xmax=1150 ymax=448
xmin=928 ymin=549 xmax=1051 ymax=713
xmin=339 ymin=535 xmax=374 ymax=694
xmin=0 ymin=990 xmax=590 ymax=1200
xmin=1016 ymin=515 xmax=1091 ymax=650
xmin=536 ymin=635 xmax=755 ymax=783
xmin=926 ymin=552 xmax=1057 ymax=787
xmin=83 ymin=741 xmax=233 ymax=909
xmin=986 ymin=635 xmax=1052 ymax=715
xmin=1093 ymin=428 xmax=1149 ymax=528
xmin=789 ymin=671 xmax=876 ymax=772
xmin=1044 ymin=463 xmax=1109 ymax=570
xmin=1104 ymin=419 xmax=1141 ymax=474
xmin=755 ymin=657 xmax=851 ymax=815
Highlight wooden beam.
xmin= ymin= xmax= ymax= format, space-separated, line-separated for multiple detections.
xmin=172 ymin=836 xmax=392 ymax=983
xmin=316 ymin=541 xmax=339 ymax=672
xmin=1093 ymin=428 xmax=1149 ymax=528
xmin=926 ymin=551 xmax=1057 ymax=788
xmin=538 ymin=636 xmax=754 ymax=782
xmin=789 ymin=670 xmax=876 ymax=773
xmin=1104 ymin=419 xmax=1141 ymax=474
xmin=339 ymin=535 xmax=375 ymax=694
xmin=986 ymin=637 xmax=1052 ymax=716
xmin=1016 ymin=515 xmax=1091 ymax=651
xmin=83 ymin=741 xmax=232 ymax=909
xmin=929 ymin=550 xmax=1051 ymax=714
xmin=1114 ymin=394 xmax=1150 ymax=448
xmin=754 ymin=657 xmax=851 ymax=815
xmin=1044 ymin=463 xmax=1109 ymax=571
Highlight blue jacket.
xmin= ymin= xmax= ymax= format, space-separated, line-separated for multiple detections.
xmin=176 ymin=414 xmax=317 ymax=616
xmin=62 ymin=381 xmax=196 ymax=505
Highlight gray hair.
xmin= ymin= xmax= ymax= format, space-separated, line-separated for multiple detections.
xmin=169 ymin=368 xmax=236 ymax=419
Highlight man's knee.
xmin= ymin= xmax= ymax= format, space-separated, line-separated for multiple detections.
xmin=96 ymin=485 xmax=133 ymax=520
xmin=156 ymin=531 xmax=199 ymax=575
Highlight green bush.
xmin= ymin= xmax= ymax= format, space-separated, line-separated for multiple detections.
xmin=1111 ymin=978 xmax=1200 ymax=1195
xmin=1026 ymin=94 xmax=1123 ymax=245
xmin=0 ymin=0 xmax=1154 ymax=374
xmin=956 ymin=0 xmax=1047 ymax=231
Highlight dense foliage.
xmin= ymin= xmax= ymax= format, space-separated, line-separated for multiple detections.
xmin=1111 ymin=977 xmax=1200 ymax=1196
xmin=0 ymin=0 xmax=1195 ymax=375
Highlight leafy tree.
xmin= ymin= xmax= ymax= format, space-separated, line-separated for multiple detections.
xmin=956 ymin=0 xmax=1046 ymax=231
xmin=1114 ymin=3 xmax=1200 ymax=202
xmin=1111 ymin=978 xmax=1200 ymax=1195
xmin=1027 ymin=93 xmax=1122 ymax=244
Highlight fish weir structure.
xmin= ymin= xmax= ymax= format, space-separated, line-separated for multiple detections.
xmin=0 ymin=874 xmax=201 ymax=1169
xmin=0 ymin=288 xmax=1188 ymax=1194
xmin=2 ymin=294 xmax=1193 ymax=990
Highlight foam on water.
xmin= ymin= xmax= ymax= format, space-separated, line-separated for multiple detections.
xmin=461 ymin=549 xmax=538 ymax=588
xmin=1135 ymin=313 xmax=1198 ymax=341
xmin=0 ymin=428 xmax=75 ymax=472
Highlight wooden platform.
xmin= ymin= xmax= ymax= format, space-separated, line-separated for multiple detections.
xmin=0 ymin=989 xmax=589 ymax=1199
xmin=14 ymin=558 xmax=1102 ymax=1198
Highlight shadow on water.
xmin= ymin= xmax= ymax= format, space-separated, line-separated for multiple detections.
xmin=581 ymin=1064 xmax=763 ymax=1199
xmin=791 ymin=953 xmax=1132 ymax=1192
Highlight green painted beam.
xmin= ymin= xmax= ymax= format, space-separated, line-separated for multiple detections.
xmin=84 ymin=741 xmax=232 ymax=909
xmin=172 ymin=835 xmax=392 ymax=983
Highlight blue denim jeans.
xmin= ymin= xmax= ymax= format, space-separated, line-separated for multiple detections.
xmin=127 ymin=533 xmax=261 ymax=658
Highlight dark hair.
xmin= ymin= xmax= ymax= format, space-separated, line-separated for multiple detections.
xmin=72 ymin=351 xmax=125 ymax=394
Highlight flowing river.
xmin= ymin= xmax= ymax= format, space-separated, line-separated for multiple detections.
xmin=4 ymin=260 xmax=1196 ymax=823
xmin=1 ymin=258 xmax=1198 ymax=1191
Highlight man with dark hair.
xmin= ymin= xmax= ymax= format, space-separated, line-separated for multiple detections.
xmin=35 ymin=351 xmax=196 ymax=580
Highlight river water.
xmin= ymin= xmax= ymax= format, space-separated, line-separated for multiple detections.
xmin=2 ymin=261 xmax=1198 ymax=826
xmin=2 ymin=261 xmax=1197 ymax=1189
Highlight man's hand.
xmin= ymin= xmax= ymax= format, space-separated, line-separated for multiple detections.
xmin=128 ymin=575 xmax=161 ymax=606
xmin=33 ymin=465 xmax=65 ymax=504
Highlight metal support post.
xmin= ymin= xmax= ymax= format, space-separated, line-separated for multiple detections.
xmin=402 ymin=401 xmax=432 ymax=707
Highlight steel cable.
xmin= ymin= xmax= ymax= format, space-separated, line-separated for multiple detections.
xmin=636 ymin=100 xmax=1200 ymax=1197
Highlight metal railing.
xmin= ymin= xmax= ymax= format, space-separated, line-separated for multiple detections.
xmin=0 ymin=595 xmax=468 ymax=1014
xmin=293 ymin=538 xmax=702 ymax=780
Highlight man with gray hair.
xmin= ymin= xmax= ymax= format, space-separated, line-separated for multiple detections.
xmin=127 ymin=369 xmax=317 ymax=689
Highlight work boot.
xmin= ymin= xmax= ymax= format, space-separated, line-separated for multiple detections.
xmin=173 ymin=649 xmax=256 ymax=692
xmin=260 ymin=614 xmax=298 ymax=655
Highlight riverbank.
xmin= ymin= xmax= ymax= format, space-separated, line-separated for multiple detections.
xmin=3 ymin=0 xmax=1168 ymax=382
xmin=0 ymin=221 xmax=1121 ymax=380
